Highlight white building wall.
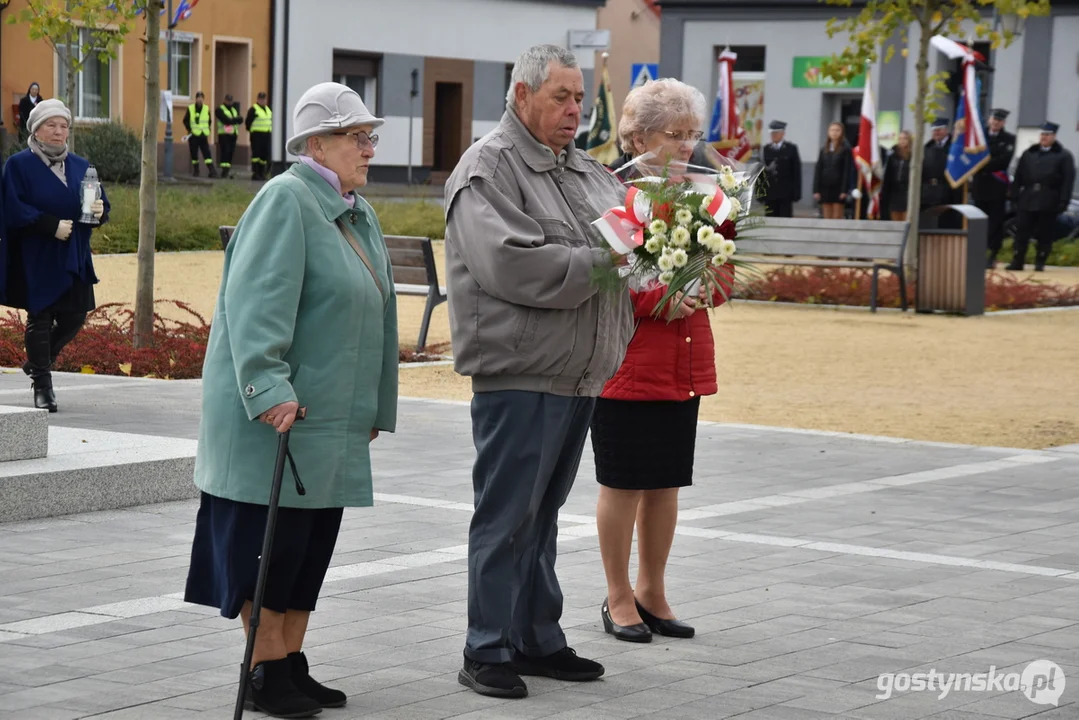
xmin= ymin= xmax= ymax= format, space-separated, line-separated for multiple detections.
xmin=1046 ymin=15 xmax=1079 ymax=160
xmin=681 ymin=19 xmax=883 ymax=158
xmin=276 ymin=0 xmax=599 ymax=164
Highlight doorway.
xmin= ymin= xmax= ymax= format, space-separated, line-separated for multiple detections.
xmin=433 ymin=82 xmax=463 ymax=172
xmin=213 ymin=39 xmax=251 ymax=145
xmin=839 ymin=97 xmax=861 ymax=147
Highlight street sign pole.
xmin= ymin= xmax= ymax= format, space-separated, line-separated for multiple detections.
xmin=164 ymin=0 xmax=174 ymax=178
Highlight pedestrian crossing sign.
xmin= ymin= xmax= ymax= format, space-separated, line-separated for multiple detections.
xmin=631 ymin=63 xmax=658 ymax=90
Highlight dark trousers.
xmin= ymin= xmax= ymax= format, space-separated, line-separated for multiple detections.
xmin=465 ymin=391 xmax=596 ymax=664
xmin=765 ymin=198 xmax=793 ymax=218
xmin=251 ymin=133 xmax=271 ymax=177
xmin=1012 ymin=210 xmax=1058 ymax=268
xmin=25 ymin=310 xmax=86 ymax=379
xmin=976 ymin=197 xmax=1007 ymax=256
xmin=217 ymin=134 xmax=237 ymax=168
xmin=188 ymin=135 xmax=213 ymax=166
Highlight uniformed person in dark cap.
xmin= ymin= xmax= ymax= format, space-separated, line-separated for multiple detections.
xmin=921 ymin=117 xmax=955 ymax=210
xmin=973 ymin=109 xmax=1016 ymax=268
xmin=1007 ymin=121 xmax=1076 ymax=271
xmin=761 ymin=120 xmax=802 ymax=217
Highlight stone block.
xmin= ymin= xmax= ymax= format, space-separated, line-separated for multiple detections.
xmin=0 ymin=426 xmax=197 ymax=522
xmin=0 ymin=405 xmax=48 ymax=462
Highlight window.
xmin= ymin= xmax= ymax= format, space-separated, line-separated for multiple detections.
xmin=946 ymin=41 xmax=991 ymax=121
xmin=170 ymin=39 xmax=194 ymax=98
xmin=57 ymin=28 xmax=114 ymax=120
xmin=729 ymin=46 xmax=766 ymax=73
xmin=332 ymin=52 xmax=380 ymax=114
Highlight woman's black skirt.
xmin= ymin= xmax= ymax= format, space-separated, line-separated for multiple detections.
xmin=184 ymin=492 xmax=343 ymax=619
xmin=590 ymin=397 xmax=701 ymax=490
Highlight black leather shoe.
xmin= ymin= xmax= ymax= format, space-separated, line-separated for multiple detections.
xmin=458 ymin=656 xmax=527 ymax=698
xmin=289 ymin=651 xmax=346 ymax=708
xmin=511 ymin=647 xmax=604 ymax=681
xmin=635 ymin=599 xmax=695 ymax=639
xmin=32 ymin=378 xmax=57 ymax=413
xmin=601 ymin=598 xmax=652 ymax=643
xmin=245 ymin=657 xmax=322 ymax=718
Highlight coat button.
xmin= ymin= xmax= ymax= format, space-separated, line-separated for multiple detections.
xmin=689 ymin=391 xmax=695 ymax=397
xmin=685 ymin=337 xmax=692 ymax=343
xmin=244 ymin=384 xmax=255 ymax=397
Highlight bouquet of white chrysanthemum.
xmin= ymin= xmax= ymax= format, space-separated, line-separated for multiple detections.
xmin=591 ymin=144 xmax=763 ymax=319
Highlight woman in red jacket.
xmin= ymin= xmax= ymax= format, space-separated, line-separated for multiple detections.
xmin=595 ymin=79 xmax=731 ymax=643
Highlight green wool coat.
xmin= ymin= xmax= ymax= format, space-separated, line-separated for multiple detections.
xmin=194 ymin=163 xmax=398 ymax=509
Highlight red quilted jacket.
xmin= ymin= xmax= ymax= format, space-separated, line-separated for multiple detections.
xmin=601 ymin=271 xmax=732 ymax=402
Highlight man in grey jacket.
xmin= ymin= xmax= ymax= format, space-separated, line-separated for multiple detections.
xmin=444 ymin=44 xmax=632 ymax=699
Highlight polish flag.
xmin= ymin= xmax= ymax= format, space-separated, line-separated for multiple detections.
xmin=853 ymin=71 xmax=883 ymax=219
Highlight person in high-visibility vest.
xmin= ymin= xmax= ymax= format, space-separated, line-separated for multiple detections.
xmin=216 ymin=93 xmax=241 ymax=179
xmin=184 ymin=91 xmax=217 ymax=178
xmin=245 ymin=91 xmax=273 ymax=181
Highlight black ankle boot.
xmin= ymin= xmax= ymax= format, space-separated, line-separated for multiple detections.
xmin=246 ymin=657 xmax=322 ymax=718
xmin=289 ymin=651 xmax=346 ymax=708
xmin=31 ymin=374 xmax=57 ymax=413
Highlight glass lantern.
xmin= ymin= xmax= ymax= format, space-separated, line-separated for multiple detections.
xmin=79 ymin=165 xmax=102 ymax=226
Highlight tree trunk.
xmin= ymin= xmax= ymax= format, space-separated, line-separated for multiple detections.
xmin=904 ymin=15 xmax=934 ymax=268
xmin=65 ymin=2 xmax=77 ymax=152
xmin=134 ymin=3 xmax=160 ymax=348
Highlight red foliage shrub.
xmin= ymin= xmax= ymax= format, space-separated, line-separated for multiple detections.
xmin=737 ymin=267 xmax=1079 ymax=310
xmin=0 ymin=301 xmax=210 ymax=379
xmin=0 ymin=304 xmax=454 ymax=379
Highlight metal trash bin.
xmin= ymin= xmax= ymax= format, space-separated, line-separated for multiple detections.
xmin=916 ymin=204 xmax=988 ymax=316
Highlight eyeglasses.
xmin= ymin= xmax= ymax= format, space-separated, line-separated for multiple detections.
xmin=663 ymin=130 xmax=705 ymax=143
xmin=332 ymin=130 xmax=379 ymax=149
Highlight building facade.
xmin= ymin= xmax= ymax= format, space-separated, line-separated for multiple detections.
xmin=593 ymin=0 xmax=661 ymax=112
xmin=270 ymin=0 xmax=606 ymax=182
xmin=0 ymin=0 xmax=271 ymax=166
xmin=658 ymin=0 xmax=1079 ymax=205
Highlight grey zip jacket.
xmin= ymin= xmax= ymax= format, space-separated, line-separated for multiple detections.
xmin=444 ymin=107 xmax=632 ymax=396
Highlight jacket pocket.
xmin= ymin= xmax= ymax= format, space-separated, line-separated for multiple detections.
xmin=535 ymin=217 xmax=583 ymax=247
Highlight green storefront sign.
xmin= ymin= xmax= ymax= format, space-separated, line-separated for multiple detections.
xmin=792 ymin=57 xmax=866 ymax=89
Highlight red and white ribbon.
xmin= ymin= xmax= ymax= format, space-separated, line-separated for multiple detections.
xmin=592 ymin=186 xmax=652 ymax=255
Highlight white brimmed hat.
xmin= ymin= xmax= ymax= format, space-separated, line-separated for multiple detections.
xmin=286 ymin=82 xmax=384 ymax=156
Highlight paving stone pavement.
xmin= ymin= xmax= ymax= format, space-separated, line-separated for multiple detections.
xmin=1 ymin=371 xmax=1079 ymax=718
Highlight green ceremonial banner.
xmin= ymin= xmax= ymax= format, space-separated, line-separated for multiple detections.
xmin=792 ymin=57 xmax=866 ymax=89
xmin=586 ymin=66 xmax=619 ymax=165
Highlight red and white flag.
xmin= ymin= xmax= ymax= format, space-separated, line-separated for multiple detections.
xmin=853 ymin=71 xmax=883 ymax=219
xmin=707 ymin=49 xmax=752 ymax=162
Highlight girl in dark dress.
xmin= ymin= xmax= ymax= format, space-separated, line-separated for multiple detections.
xmin=813 ymin=122 xmax=854 ymax=219
xmin=881 ymin=130 xmax=913 ymax=221
xmin=1 ymin=99 xmax=108 ymax=412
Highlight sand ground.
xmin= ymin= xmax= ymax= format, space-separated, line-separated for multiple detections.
xmin=90 ymin=249 xmax=1079 ymax=449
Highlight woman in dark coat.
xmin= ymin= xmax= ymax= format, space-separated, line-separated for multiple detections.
xmin=881 ymin=130 xmax=913 ymax=220
xmin=17 ymin=83 xmax=43 ymax=140
xmin=1 ymin=99 xmax=108 ymax=412
xmin=813 ymin=122 xmax=854 ymax=219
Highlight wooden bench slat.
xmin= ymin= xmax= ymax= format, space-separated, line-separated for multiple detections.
xmin=738 ymin=242 xmax=900 ymax=258
xmin=745 ymin=232 xmax=905 ymax=246
xmin=389 ymin=248 xmax=426 ymax=268
xmin=384 ymin=235 xmax=431 ymax=251
xmin=741 ymin=257 xmax=878 ymax=269
xmin=393 ymin=267 xmax=431 ymax=286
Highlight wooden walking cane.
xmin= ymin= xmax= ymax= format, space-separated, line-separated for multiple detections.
xmin=233 ymin=406 xmax=307 ymax=720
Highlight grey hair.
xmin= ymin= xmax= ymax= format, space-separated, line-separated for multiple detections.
xmin=506 ymin=44 xmax=579 ymax=108
xmin=617 ymin=78 xmax=707 ymax=152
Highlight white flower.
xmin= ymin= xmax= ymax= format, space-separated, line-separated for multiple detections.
xmin=712 ymin=253 xmax=729 ymax=267
xmin=671 ymin=248 xmax=689 ymax=268
xmin=697 ymin=225 xmax=715 ymax=244
xmin=727 ymin=197 xmax=742 ymax=219
xmin=649 ymin=219 xmax=668 ymax=235
xmin=644 ymin=237 xmax=662 ymax=254
xmin=720 ymin=238 xmax=737 ymax=257
xmin=700 ymin=197 xmax=716 ymax=219
xmin=719 ymin=174 xmax=739 ymax=192
xmin=651 ymin=232 xmax=668 ymax=248
xmin=675 ymin=208 xmax=694 ymax=226
xmin=657 ymin=254 xmax=675 ymax=272
xmin=671 ymin=226 xmax=691 ymax=248
xmin=659 ymin=271 xmax=675 ymax=285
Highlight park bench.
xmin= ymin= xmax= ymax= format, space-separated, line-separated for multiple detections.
xmin=218 ymin=226 xmax=446 ymax=350
xmin=736 ymin=217 xmax=910 ymax=313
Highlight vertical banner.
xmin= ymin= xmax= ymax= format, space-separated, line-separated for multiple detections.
xmin=733 ymin=75 xmax=766 ymax=157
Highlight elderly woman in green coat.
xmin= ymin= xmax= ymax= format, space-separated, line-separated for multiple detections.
xmin=184 ymin=82 xmax=398 ymax=719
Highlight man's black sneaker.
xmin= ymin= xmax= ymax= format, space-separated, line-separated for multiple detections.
xmin=511 ymin=647 xmax=604 ymax=681
xmin=458 ymin=657 xmax=528 ymax=698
